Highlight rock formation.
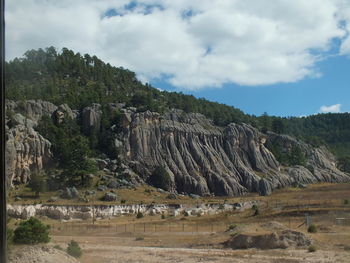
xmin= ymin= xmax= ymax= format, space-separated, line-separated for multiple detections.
xmin=5 ymin=100 xmax=350 ymax=196
xmin=117 ymin=110 xmax=350 ymax=196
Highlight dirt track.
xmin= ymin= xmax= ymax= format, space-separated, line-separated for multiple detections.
xmin=52 ymin=235 xmax=350 ymax=263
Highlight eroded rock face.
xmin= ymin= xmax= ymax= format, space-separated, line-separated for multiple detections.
xmin=6 ymin=99 xmax=58 ymax=124
xmin=6 ymin=113 xmax=52 ymax=187
xmin=5 ymin=100 xmax=350 ymax=196
xmin=5 ymin=100 xmax=80 ymax=187
xmin=82 ymin=103 xmax=102 ymax=132
xmin=117 ymin=110 xmax=350 ymax=196
xmin=267 ymin=132 xmax=350 ymax=184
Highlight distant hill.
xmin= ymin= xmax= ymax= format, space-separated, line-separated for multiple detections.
xmin=5 ymin=47 xmax=350 ymax=159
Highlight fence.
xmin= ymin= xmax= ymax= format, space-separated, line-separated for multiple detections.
xmin=51 ymin=221 xmax=231 ymax=235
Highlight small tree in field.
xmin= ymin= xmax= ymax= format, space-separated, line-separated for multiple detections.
xmin=28 ymin=173 xmax=46 ymax=197
xmin=13 ymin=217 xmax=50 ymax=244
xmin=67 ymin=240 xmax=82 ymax=258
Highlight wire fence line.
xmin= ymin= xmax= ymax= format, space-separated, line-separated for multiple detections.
xmin=51 ymin=221 xmax=230 ymax=234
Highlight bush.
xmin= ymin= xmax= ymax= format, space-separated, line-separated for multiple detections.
xmin=344 ymin=199 xmax=349 ymax=205
xmin=136 ymin=211 xmax=144 ymax=219
xmin=148 ymin=166 xmax=171 ymax=191
xmin=120 ymin=199 xmax=126 ymax=204
xmin=254 ymin=208 xmax=260 ymax=216
xmin=28 ymin=173 xmax=47 ymax=197
xmin=308 ymin=224 xmax=317 ymax=233
xmin=53 ymin=245 xmax=63 ymax=251
xmin=228 ymin=224 xmax=237 ymax=231
xmin=67 ymin=240 xmax=82 ymax=258
xmin=252 ymin=205 xmax=260 ymax=216
xmin=161 ymin=214 xmax=166 ymax=219
xmin=308 ymin=245 xmax=317 ymax=252
xmin=13 ymin=217 xmax=50 ymax=244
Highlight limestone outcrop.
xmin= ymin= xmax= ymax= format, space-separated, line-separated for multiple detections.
xmin=5 ymin=100 xmax=350 ymax=196
xmin=117 ymin=110 xmax=350 ymax=196
xmin=7 ymin=202 xmax=256 ymax=220
xmin=5 ymin=113 xmax=52 ymax=186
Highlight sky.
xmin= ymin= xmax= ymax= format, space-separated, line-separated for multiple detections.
xmin=5 ymin=0 xmax=350 ymax=117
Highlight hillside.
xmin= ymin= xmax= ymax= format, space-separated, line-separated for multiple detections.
xmin=4 ymin=47 xmax=350 ymax=197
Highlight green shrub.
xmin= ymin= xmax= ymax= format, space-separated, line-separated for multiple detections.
xmin=136 ymin=211 xmax=144 ymax=219
xmin=120 ymin=199 xmax=126 ymax=204
xmin=53 ymin=245 xmax=63 ymax=251
xmin=218 ymin=204 xmax=225 ymax=210
xmin=13 ymin=217 xmax=50 ymax=244
xmin=148 ymin=166 xmax=171 ymax=191
xmin=228 ymin=224 xmax=237 ymax=231
xmin=28 ymin=173 xmax=47 ymax=197
xmin=251 ymin=205 xmax=260 ymax=216
xmin=344 ymin=199 xmax=349 ymax=205
xmin=67 ymin=240 xmax=82 ymax=258
xmin=308 ymin=245 xmax=317 ymax=252
xmin=308 ymin=224 xmax=317 ymax=233
xmin=161 ymin=214 xmax=166 ymax=219
xmin=254 ymin=208 xmax=260 ymax=216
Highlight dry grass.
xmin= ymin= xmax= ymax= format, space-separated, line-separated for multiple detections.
xmin=8 ymin=183 xmax=350 ymax=263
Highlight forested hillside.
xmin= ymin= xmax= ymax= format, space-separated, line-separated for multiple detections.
xmin=5 ymin=47 xmax=350 ymax=164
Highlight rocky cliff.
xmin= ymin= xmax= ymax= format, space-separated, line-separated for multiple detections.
xmin=5 ymin=100 xmax=73 ymax=187
xmin=117 ymin=109 xmax=350 ymax=196
xmin=5 ymin=100 xmax=350 ymax=196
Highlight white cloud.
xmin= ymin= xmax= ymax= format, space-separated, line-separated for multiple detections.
xmin=5 ymin=0 xmax=350 ymax=89
xmin=319 ymin=104 xmax=342 ymax=113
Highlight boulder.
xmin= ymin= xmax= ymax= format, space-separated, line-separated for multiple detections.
xmin=97 ymin=185 xmax=107 ymax=192
xmin=103 ymin=192 xmax=118 ymax=201
xmin=258 ymin=179 xmax=272 ymax=196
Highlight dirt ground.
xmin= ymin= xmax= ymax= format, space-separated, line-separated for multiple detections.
xmin=10 ymin=183 xmax=350 ymax=263
xmin=52 ymin=234 xmax=350 ymax=263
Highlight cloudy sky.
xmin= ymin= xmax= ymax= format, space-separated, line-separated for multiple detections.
xmin=6 ymin=0 xmax=350 ymax=116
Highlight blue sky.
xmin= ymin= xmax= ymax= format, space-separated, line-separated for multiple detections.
xmin=6 ymin=0 xmax=350 ymax=117
xmin=153 ymin=53 xmax=350 ymax=117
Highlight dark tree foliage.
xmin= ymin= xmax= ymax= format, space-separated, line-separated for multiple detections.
xmin=337 ymin=156 xmax=350 ymax=173
xmin=271 ymin=119 xmax=285 ymax=134
xmin=288 ymin=145 xmax=306 ymax=166
xmin=60 ymin=135 xmax=97 ymax=187
xmin=36 ymin=116 xmax=96 ymax=187
xmin=28 ymin=173 xmax=47 ymax=197
xmin=5 ymin=47 xmax=253 ymax=126
xmin=6 ymin=47 xmax=350 ymax=159
xmin=265 ymin=141 xmax=306 ymax=167
xmin=13 ymin=217 xmax=50 ymax=244
xmin=148 ymin=166 xmax=172 ymax=191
